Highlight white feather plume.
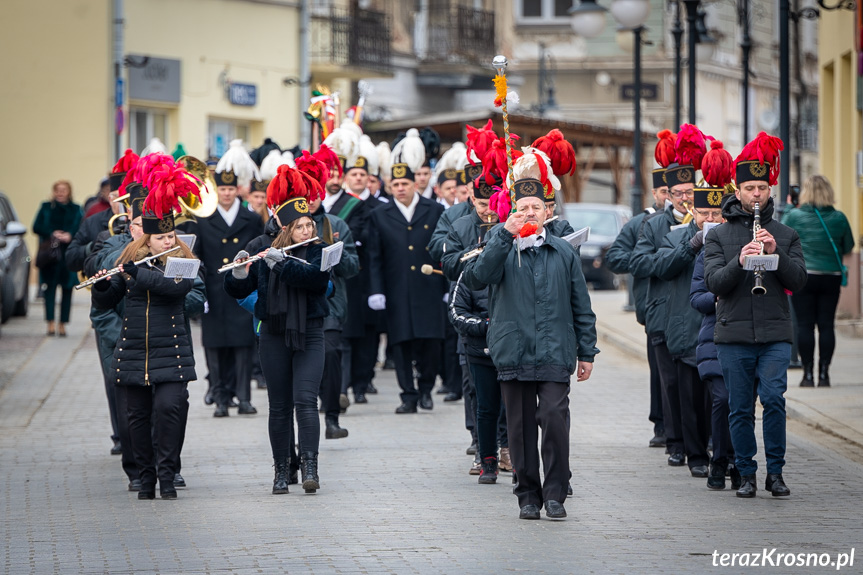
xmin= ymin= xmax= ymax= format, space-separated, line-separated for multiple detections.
xmin=140 ymin=137 xmax=168 ymax=156
xmin=434 ymin=142 xmax=468 ymax=182
xmin=390 ymin=128 xmax=425 ymax=173
xmin=354 ymin=135 xmax=379 ymax=176
xmin=514 ymin=147 xmax=560 ymax=191
xmin=216 ymin=139 xmax=261 ymax=187
xmin=322 ymin=125 xmax=360 ymax=161
xmin=260 ymin=149 xmax=294 ymax=181
xmin=281 ymin=150 xmax=295 ymax=168
xmin=376 ymin=141 xmax=392 ymax=178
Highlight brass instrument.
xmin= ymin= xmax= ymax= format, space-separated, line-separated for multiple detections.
xmin=218 ymin=237 xmax=319 ymax=273
xmin=750 ymin=202 xmax=767 ymax=295
xmin=176 ymin=155 xmax=219 ymax=224
xmin=107 ymin=213 xmax=128 ymax=236
xmin=74 ymin=246 xmax=182 ymax=290
xmin=420 ymin=264 xmax=444 ymax=276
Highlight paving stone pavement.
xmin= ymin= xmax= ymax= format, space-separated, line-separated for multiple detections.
xmin=1 ymin=296 xmax=862 ymax=574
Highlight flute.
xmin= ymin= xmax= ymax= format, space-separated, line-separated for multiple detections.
xmin=75 ymin=246 xmax=182 ymax=290
xmin=217 ymin=237 xmax=319 ymax=273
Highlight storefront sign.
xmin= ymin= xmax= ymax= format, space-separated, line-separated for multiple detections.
xmin=128 ymin=56 xmax=181 ymax=103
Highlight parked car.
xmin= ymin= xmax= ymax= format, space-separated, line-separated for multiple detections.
xmin=0 ymin=192 xmax=31 ymax=323
xmin=563 ymin=202 xmax=631 ymax=290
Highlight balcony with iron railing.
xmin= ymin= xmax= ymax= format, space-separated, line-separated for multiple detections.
xmin=420 ymin=2 xmax=495 ymax=65
xmin=310 ymin=7 xmax=393 ymax=80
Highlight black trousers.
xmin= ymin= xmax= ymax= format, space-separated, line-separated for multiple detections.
xmin=653 ymin=339 xmax=682 ymax=453
xmin=347 ymin=325 xmax=380 ymax=396
xmin=468 ymin=359 xmax=499 ymax=460
xmin=205 ymin=346 xmax=253 ymax=406
xmin=391 ymin=338 xmax=441 ymax=404
xmin=259 ymin=321 xmax=325 ymax=458
xmin=113 ymin=385 xmax=138 ymax=481
xmin=440 ymin=321 xmax=461 ymax=394
xmin=675 ymin=360 xmax=710 ymax=468
xmin=791 ymin=273 xmax=843 ymax=366
xmin=320 ymin=329 xmax=343 ymax=419
xmin=461 ymin=359 xmax=476 ymax=441
xmin=704 ymin=376 xmax=734 ymax=465
xmin=95 ymin=331 xmax=120 ymax=442
xmin=501 ymin=380 xmax=570 ymax=508
xmin=646 ymin=335 xmax=665 ymax=435
xmin=125 ymin=382 xmax=188 ymax=487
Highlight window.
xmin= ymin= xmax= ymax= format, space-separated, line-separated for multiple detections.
xmin=208 ymin=118 xmax=250 ymax=158
xmin=129 ymin=108 xmax=169 ymax=154
xmin=518 ymin=0 xmax=572 ymax=23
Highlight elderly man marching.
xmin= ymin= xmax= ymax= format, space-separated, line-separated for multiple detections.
xmin=463 ymin=152 xmax=598 ymax=521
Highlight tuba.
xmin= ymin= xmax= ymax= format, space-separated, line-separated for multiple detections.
xmin=175 ymin=155 xmax=218 ymax=224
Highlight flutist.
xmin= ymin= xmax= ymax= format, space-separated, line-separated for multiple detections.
xmin=703 ymin=133 xmax=806 ymax=499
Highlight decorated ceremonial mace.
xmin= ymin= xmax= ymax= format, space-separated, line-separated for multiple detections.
xmin=492 ymin=55 xmax=514 ymax=196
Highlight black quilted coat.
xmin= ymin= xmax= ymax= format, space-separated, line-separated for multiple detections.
xmin=92 ymin=260 xmax=197 ymax=386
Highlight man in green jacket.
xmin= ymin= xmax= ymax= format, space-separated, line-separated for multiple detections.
xmin=463 ymin=177 xmax=598 ymax=521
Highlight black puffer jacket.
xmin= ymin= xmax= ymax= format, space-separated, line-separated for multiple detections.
xmin=703 ymin=196 xmax=807 ymax=344
xmin=449 ymin=272 xmax=493 ymax=365
xmin=92 ymin=258 xmax=197 ymax=386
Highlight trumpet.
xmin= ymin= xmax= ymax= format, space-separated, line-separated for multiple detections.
xmin=218 ymin=237 xmax=319 ymax=273
xmin=75 ymin=246 xmax=182 ymax=290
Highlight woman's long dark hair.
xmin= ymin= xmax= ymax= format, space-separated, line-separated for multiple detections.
xmin=271 ymin=216 xmax=317 ymax=250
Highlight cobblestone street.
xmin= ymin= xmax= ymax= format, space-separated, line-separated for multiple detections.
xmin=1 ymin=296 xmax=861 ymax=574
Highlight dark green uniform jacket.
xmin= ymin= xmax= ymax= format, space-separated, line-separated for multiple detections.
xmin=630 ymin=205 xmax=679 ymax=338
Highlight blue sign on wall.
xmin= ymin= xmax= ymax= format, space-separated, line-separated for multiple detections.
xmin=229 ymin=83 xmax=257 ymax=107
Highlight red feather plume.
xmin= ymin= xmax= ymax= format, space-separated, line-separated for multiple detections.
xmin=481 ymin=135 xmax=522 ymax=185
xmin=295 ymin=150 xmax=329 ymax=201
xmin=531 ymin=129 xmax=576 ymax=177
xmin=702 ymin=140 xmax=734 ymax=188
xmin=313 ymin=144 xmax=342 ymax=178
xmin=674 ymin=124 xmax=708 ymax=171
xmin=112 ymin=149 xmax=139 ymax=174
xmin=466 ymin=119 xmax=498 ymax=166
xmin=735 ymin=131 xmax=784 ymax=186
xmin=267 ymin=165 xmax=315 ymax=209
xmin=654 ymin=130 xmax=677 ymax=168
xmin=140 ymin=154 xmax=200 ymax=219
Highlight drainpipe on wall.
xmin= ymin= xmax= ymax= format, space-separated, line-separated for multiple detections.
xmin=113 ymin=0 xmax=124 ymax=161
xmin=299 ymin=0 xmax=310 ymax=149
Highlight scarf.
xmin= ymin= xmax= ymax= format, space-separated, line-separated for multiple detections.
xmin=265 ymin=245 xmax=308 ymax=350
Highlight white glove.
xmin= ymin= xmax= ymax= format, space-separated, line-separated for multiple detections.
xmin=264 ymin=247 xmax=285 ymax=269
xmin=442 ymin=293 xmax=450 ymax=304
xmin=232 ymin=250 xmax=250 ymax=279
xmin=368 ymin=294 xmax=386 ymax=311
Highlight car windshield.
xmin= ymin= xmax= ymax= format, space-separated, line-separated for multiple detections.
xmin=566 ymin=209 xmax=619 ymax=237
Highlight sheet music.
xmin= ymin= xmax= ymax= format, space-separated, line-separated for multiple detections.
xmin=742 ymin=254 xmax=779 ymax=271
xmin=177 ymin=234 xmax=196 ymax=251
xmin=321 ymin=242 xmax=344 ymax=272
xmin=164 ymin=257 xmax=201 ymax=279
xmin=562 ymin=227 xmax=590 ymax=248
xmin=702 ymin=222 xmax=720 ymax=236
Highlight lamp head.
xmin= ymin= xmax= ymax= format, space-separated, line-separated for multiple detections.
xmin=492 ymin=55 xmax=508 ymax=75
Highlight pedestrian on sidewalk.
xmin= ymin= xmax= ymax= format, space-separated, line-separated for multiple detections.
xmin=704 ymin=132 xmax=807 ymax=498
xmin=224 ymin=167 xmax=330 ymax=495
xmin=33 ymin=179 xmax=83 ymax=337
xmin=781 ymin=174 xmax=855 ymax=388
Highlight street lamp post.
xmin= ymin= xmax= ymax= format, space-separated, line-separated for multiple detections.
xmin=738 ymin=0 xmax=752 ymax=144
xmin=671 ymin=1 xmax=683 ymax=130
xmin=631 ymin=26 xmax=645 ymax=215
xmin=683 ymin=0 xmax=700 ymax=124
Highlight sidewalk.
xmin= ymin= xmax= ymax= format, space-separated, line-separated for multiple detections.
xmin=590 ymin=289 xmax=863 ymax=456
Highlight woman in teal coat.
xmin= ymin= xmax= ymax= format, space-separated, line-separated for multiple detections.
xmin=782 ymin=175 xmax=855 ymax=387
xmin=32 ymin=180 xmax=83 ymax=336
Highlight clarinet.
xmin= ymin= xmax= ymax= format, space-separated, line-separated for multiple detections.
xmin=751 ymin=202 xmax=767 ymax=295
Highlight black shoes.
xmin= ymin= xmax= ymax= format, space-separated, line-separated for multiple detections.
xmin=301 ymin=452 xmax=320 ymax=494
xmin=818 ymin=362 xmax=831 ymax=387
xmin=138 ymin=483 xmax=156 ymax=500
xmin=707 ymin=463 xmax=726 ymax=490
xmin=128 ymin=479 xmax=142 ymax=492
xmin=238 ymin=401 xmax=257 ymax=415
xmin=339 ymin=393 xmax=350 ymax=414
xmin=567 ymin=482 xmax=573 ymax=496
xmin=667 ymin=452 xmax=685 ymax=466
xmin=443 ymin=392 xmax=462 ymax=402
xmin=519 ymin=504 xmax=541 ymax=520
xmin=204 ymin=388 xmax=214 ymax=405
xmin=354 ymin=393 xmax=368 ymax=404
xmin=478 ymin=457 xmax=498 ymax=484
xmin=736 ymin=474 xmax=757 ymax=498
xmin=160 ymin=481 xmax=177 ymax=500
xmin=649 ymin=434 xmax=666 ymax=448
xmin=395 ymin=402 xmax=417 ymax=414
xmin=213 ymin=404 xmax=229 ymax=417
xmin=544 ymin=500 xmax=567 ymax=519
xmin=765 ymin=473 xmax=791 ymax=497
xmin=729 ymin=464 xmax=742 ymax=490
xmin=466 ymin=441 xmax=478 ymax=455
xmin=325 ymin=416 xmax=349 ymax=439
xmin=273 ymin=457 xmax=290 ymax=494
xmin=174 ymin=473 xmax=186 ymax=488
xmin=418 ymin=393 xmax=433 ymax=410
xmin=367 ymin=382 xmax=378 ymax=394
xmin=111 ymin=439 xmax=122 ymax=456
xmin=800 ymin=363 xmax=815 ymax=387
xmin=690 ymin=465 xmax=709 ymax=478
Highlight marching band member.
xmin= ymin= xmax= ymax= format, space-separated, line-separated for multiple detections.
xmin=224 ymin=165 xmax=330 ymax=495
xmin=90 ymin=157 xmax=200 ymax=500
xmin=704 ymin=132 xmax=807 ymax=498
